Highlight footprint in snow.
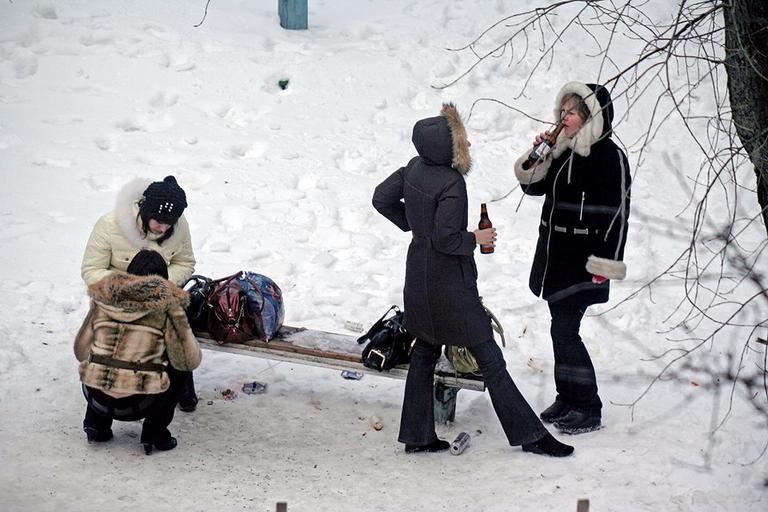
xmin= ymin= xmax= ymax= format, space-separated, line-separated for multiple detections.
xmin=79 ymin=31 xmax=115 ymax=47
xmin=432 ymin=59 xmax=457 ymax=80
xmin=333 ymin=149 xmax=377 ymax=175
xmin=149 ymin=91 xmax=179 ymax=109
xmin=134 ymin=151 xmax=187 ymax=167
xmin=80 ymin=174 xmax=128 ymax=192
xmin=141 ymin=23 xmax=179 ymax=43
xmin=14 ymin=55 xmax=38 ymax=79
xmin=46 ymin=211 xmax=76 ymax=224
xmin=223 ymin=142 xmax=266 ymax=160
xmin=157 ymin=51 xmax=195 ymax=71
xmin=311 ymin=252 xmax=337 ymax=268
xmin=32 ymin=5 xmax=58 ymax=19
xmin=206 ymin=241 xmax=231 ymax=253
xmin=33 ymin=158 xmax=72 ymax=168
xmin=93 ymin=137 xmax=116 ymax=152
xmin=116 ymin=113 xmax=174 ymax=133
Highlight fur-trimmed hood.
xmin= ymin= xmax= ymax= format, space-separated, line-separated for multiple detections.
xmin=88 ymin=273 xmax=190 ymax=313
xmin=115 ymin=177 xmax=152 ymax=249
xmin=411 ymin=103 xmax=472 ymax=174
xmin=552 ymin=81 xmax=614 ymax=158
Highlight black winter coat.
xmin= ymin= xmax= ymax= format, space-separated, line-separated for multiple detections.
xmin=373 ymin=105 xmax=493 ymax=347
xmin=515 ymin=82 xmax=631 ymax=306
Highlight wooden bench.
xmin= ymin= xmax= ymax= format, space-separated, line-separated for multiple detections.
xmin=197 ymin=325 xmax=485 ymax=423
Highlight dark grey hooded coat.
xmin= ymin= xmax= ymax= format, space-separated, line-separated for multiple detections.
xmin=372 ymin=104 xmax=493 ymax=347
xmin=514 ymin=82 xmax=631 ymax=306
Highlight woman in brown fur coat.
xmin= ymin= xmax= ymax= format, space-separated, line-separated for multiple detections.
xmin=74 ymin=250 xmax=201 ymax=454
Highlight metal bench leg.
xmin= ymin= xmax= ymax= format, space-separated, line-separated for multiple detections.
xmin=433 ymin=382 xmax=459 ymax=424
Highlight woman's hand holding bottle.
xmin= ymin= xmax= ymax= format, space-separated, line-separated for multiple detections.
xmin=473 ymin=228 xmax=497 ymax=248
xmin=533 ymin=131 xmax=551 ymax=146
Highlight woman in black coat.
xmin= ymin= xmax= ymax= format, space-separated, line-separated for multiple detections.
xmin=514 ymin=81 xmax=631 ymax=434
xmin=373 ymin=103 xmax=573 ymax=457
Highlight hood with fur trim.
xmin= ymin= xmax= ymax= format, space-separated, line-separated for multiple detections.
xmin=114 ymin=178 xmax=152 ymax=249
xmin=411 ymin=103 xmax=472 ymax=174
xmin=552 ymin=81 xmax=614 ymax=158
xmin=88 ymin=273 xmax=190 ymax=313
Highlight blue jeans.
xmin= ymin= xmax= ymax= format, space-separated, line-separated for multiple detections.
xmin=549 ymin=302 xmax=602 ymax=413
xmin=398 ymin=338 xmax=547 ymax=446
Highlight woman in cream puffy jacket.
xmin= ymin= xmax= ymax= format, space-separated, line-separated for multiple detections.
xmin=81 ymin=176 xmax=195 ymax=287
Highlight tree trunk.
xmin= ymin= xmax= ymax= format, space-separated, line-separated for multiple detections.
xmin=723 ymin=0 xmax=768 ymax=236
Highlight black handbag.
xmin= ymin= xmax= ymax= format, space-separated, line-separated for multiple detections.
xmin=357 ymin=305 xmax=416 ymax=371
xmin=183 ymin=275 xmax=213 ymax=332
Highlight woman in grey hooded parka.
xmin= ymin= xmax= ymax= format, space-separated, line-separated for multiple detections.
xmin=373 ymin=104 xmax=573 ymax=457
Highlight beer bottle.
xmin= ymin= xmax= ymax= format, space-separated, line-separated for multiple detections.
xmin=522 ymin=120 xmax=564 ymax=170
xmin=479 ymin=203 xmax=494 ymax=254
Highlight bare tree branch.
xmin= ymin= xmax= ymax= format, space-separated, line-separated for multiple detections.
xmin=440 ymin=0 xmax=768 ymax=464
xmin=194 ymin=0 xmax=212 ymax=28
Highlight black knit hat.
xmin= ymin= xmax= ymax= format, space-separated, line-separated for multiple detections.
xmin=126 ymin=250 xmax=169 ymax=279
xmin=141 ymin=176 xmax=187 ymax=224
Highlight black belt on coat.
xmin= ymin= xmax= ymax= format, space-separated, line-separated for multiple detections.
xmin=89 ymin=353 xmax=166 ymax=373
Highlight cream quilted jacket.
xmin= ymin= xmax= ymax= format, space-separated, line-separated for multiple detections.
xmin=81 ymin=178 xmax=195 ymax=287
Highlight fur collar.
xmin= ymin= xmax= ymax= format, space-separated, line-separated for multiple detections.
xmin=89 ymin=273 xmax=190 ymax=312
xmin=115 ymin=178 xmax=152 ymax=249
xmin=552 ymin=81 xmax=604 ymax=158
xmin=441 ymin=103 xmax=472 ymax=175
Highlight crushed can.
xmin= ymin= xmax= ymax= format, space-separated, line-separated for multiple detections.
xmin=450 ymin=432 xmax=470 ymax=456
xmin=341 ymin=370 xmax=364 ymax=380
xmin=242 ymin=381 xmax=268 ymax=394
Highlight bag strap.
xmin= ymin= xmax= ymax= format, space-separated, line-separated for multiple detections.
xmin=357 ymin=305 xmax=400 ymax=344
xmin=206 ymin=274 xmax=242 ymax=307
xmin=211 ymin=272 xmax=242 ymax=287
xmin=237 ymin=273 xmax=265 ymax=313
xmin=184 ymin=274 xmax=213 ymax=289
xmin=484 ymin=305 xmax=506 ymax=347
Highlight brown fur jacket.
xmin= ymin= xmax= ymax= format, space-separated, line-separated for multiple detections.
xmin=74 ymin=273 xmax=202 ymax=396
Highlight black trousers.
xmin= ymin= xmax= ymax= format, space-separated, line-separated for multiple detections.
xmin=398 ymin=338 xmax=547 ymax=447
xmin=177 ymin=369 xmax=196 ymax=401
xmin=83 ymin=366 xmax=183 ymax=443
xmin=548 ymin=302 xmax=602 ymax=414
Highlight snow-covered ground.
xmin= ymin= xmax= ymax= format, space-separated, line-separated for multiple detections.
xmin=0 ymin=1 xmax=765 ymax=510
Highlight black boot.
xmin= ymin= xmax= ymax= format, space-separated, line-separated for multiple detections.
xmin=539 ymin=400 xmax=571 ymax=423
xmin=405 ymin=438 xmax=450 ymax=454
xmin=522 ymin=433 xmax=574 ymax=457
xmin=178 ymin=372 xmax=198 ymax=413
xmin=554 ymin=409 xmax=601 ymax=434
xmin=178 ymin=394 xmax=198 ymax=413
xmin=143 ymin=437 xmax=178 ymax=455
xmin=84 ymin=427 xmax=113 ymax=444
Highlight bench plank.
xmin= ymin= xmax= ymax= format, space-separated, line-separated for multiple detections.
xmin=197 ymin=325 xmax=485 ymax=391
